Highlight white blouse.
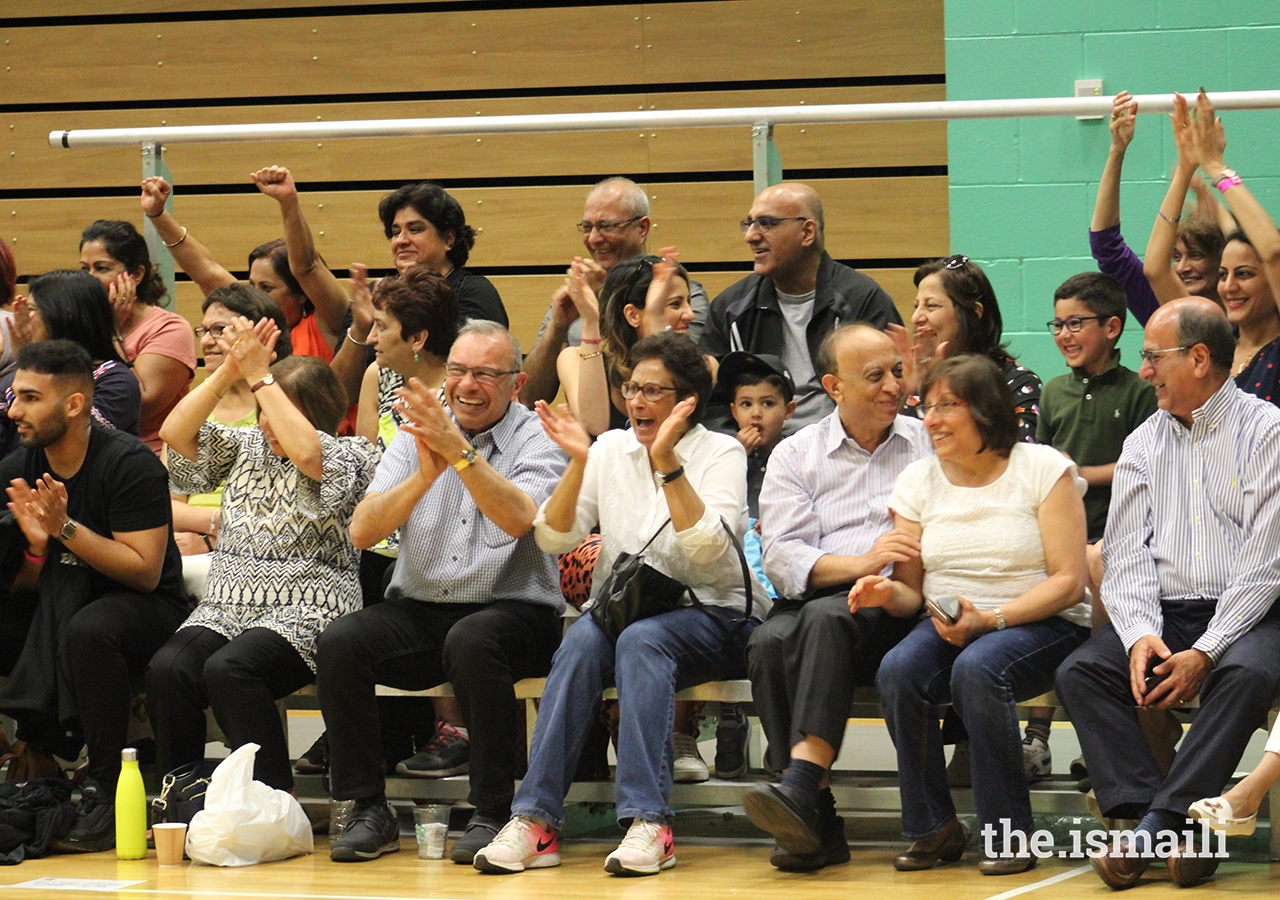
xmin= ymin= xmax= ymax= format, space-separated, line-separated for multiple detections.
xmin=533 ymin=424 xmax=770 ymax=616
xmin=889 ymin=442 xmax=1089 ymax=627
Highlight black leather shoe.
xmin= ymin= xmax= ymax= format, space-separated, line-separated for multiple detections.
xmin=743 ymin=783 xmax=821 ymax=855
xmin=979 ymin=854 xmax=1037 ymax=875
xmin=1089 ymin=835 xmax=1149 ymax=889
xmin=893 ymin=817 xmax=970 ymax=871
xmin=770 ymin=814 xmax=850 ymax=871
xmin=1167 ymin=840 xmax=1220 ymax=887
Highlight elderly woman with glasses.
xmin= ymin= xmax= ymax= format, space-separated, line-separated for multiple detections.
xmin=897 ymin=255 xmax=1041 ymax=442
xmin=851 ymin=354 xmax=1089 ymax=876
xmin=473 ymin=331 xmax=766 ymax=878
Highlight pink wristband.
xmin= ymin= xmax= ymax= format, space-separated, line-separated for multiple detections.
xmin=1216 ymin=175 xmax=1242 ymax=194
xmin=23 ymin=549 xmax=47 ymax=564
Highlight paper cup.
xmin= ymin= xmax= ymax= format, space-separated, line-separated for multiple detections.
xmin=153 ymin=822 xmax=188 ymax=866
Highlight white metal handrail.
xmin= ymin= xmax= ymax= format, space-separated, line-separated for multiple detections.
xmin=48 ymin=90 xmax=1280 ymax=149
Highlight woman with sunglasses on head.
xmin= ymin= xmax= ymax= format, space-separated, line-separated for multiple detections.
xmin=0 ymin=270 xmax=141 ymax=458
xmin=169 ymin=284 xmax=292 ymax=557
xmin=474 ymin=332 xmax=766 ymax=878
xmin=896 ymin=255 xmax=1041 ymax=442
xmin=150 ymin=317 xmax=377 ymax=795
xmin=852 ymin=355 xmax=1089 ymax=876
xmin=79 ymin=220 xmax=196 ymax=454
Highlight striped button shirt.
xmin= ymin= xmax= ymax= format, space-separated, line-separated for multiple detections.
xmin=1102 ymin=378 xmax=1280 ymax=661
xmin=760 ymin=411 xmax=933 ymax=601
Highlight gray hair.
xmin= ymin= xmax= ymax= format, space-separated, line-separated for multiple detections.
xmin=1175 ymin=304 xmax=1235 ymax=374
xmin=591 ymin=177 xmax=650 ymax=218
xmin=456 ymin=319 xmax=522 ymax=371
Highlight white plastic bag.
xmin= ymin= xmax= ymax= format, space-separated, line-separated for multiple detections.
xmin=186 ymin=742 xmax=313 ymax=866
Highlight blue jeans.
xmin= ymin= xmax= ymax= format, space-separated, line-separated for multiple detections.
xmin=876 ymin=616 xmax=1087 ymax=850
xmin=512 ymin=606 xmax=755 ymax=829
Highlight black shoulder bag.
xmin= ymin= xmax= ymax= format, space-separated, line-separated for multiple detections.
xmin=590 ymin=518 xmax=755 ymax=644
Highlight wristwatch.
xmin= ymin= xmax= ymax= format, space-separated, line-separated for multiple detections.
xmin=59 ymin=518 xmax=79 ymax=542
xmin=654 ymin=465 xmax=685 ymax=487
xmin=452 ymin=446 xmax=479 ymax=472
xmin=1211 ymin=167 xmax=1238 ymax=187
xmin=250 ymin=374 xmax=275 ymax=393
xmin=993 ymin=608 xmax=1007 ymax=631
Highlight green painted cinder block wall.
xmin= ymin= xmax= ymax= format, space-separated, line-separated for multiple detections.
xmin=944 ymin=1 xmax=1280 ymax=380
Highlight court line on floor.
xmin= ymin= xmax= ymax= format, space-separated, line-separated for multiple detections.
xmin=1 ymin=889 xmax=470 ymax=900
xmin=980 ymin=864 xmax=1091 ymax=900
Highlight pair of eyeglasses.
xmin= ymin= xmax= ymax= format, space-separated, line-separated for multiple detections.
xmin=194 ymin=324 xmax=234 ymax=339
xmin=920 ymin=398 xmax=968 ymax=417
xmin=620 ymin=381 xmax=678 ymax=401
xmin=576 ymin=216 xmax=641 ymax=235
xmin=444 ymin=362 xmax=520 ymax=385
xmin=740 ymin=216 xmax=810 ymax=235
xmin=1138 ymin=346 xmax=1193 ymax=365
xmin=1046 ymin=315 xmax=1103 ymax=335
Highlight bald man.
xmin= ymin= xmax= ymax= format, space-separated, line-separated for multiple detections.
xmin=701 ymin=183 xmax=900 ymax=435
xmin=1056 ymin=299 xmax=1280 ymax=888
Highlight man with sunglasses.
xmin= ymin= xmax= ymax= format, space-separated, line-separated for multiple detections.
xmin=317 ymin=320 xmax=568 ymax=866
xmin=702 ymin=183 xmax=900 ymax=436
xmin=1056 ymin=298 xmax=1280 ymax=889
xmin=519 ymin=177 xmax=710 ymax=406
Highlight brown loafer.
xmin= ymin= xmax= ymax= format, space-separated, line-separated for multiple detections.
xmin=1090 ymin=835 xmax=1149 ymax=889
xmin=1167 ymin=840 xmax=1221 ymax=887
xmin=979 ymin=854 xmax=1037 ymax=876
xmin=893 ymin=817 xmax=970 ymax=871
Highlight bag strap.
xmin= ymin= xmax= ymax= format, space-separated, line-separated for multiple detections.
xmin=637 ymin=518 xmax=672 ymax=554
xmin=719 ymin=518 xmax=755 ymax=625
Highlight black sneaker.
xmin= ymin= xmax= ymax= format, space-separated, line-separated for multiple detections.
xmin=770 ymin=814 xmax=850 ymax=871
xmin=329 ymin=800 xmax=401 ymax=862
xmin=448 ymin=812 xmax=503 ymax=864
xmin=396 ymin=723 xmax=469 ymax=778
xmin=295 ymin=733 xmax=328 ymax=775
xmin=714 ymin=703 xmax=749 ymax=779
xmin=52 ymin=780 xmax=115 ymax=853
xmin=742 ymin=782 xmax=822 ymax=856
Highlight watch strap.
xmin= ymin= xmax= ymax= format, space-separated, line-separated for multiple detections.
xmin=452 ymin=446 xmax=478 ymax=472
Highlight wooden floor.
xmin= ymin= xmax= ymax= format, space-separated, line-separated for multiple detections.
xmin=3 ymin=835 xmax=1278 ymax=900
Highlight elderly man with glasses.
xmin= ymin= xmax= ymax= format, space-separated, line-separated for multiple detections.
xmin=701 ymin=182 xmax=900 ymax=435
xmin=520 ymin=177 xmax=710 ymax=406
xmin=1055 ymin=298 xmax=1280 ymax=889
xmin=317 ymin=320 xmax=568 ymax=866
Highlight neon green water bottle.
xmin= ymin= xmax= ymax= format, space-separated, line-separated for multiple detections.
xmin=115 ymin=748 xmax=147 ymax=859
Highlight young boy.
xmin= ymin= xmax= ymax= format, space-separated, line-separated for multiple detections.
xmin=706 ymin=352 xmax=795 ymax=778
xmin=1023 ymin=272 xmax=1158 ymax=779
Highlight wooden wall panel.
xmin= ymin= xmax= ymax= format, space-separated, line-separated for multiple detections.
xmin=6 ymin=0 xmax=451 ymax=14
xmin=4 ymin=84 xmax=946 ymax=190
xmin=0 ymin=1 xmax=940 ymax=105
xmin=5 ymin=178 xmax=947 ymax=278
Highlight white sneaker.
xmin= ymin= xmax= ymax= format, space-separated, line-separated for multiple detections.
xmin=472 ymin=816 xmax=560 ymax=874
xmin=605 ymin=819 xmax=675 ymax=876
xmin=672 ymin=732 xmax=709 ymax=783
xmin=1023 ymin=735 xmax=1052 ymax=782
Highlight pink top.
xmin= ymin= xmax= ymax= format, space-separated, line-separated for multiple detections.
xmin=123 ymin=305 xmax=196 ymax=453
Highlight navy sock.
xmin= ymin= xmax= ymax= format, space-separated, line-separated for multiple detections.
xmin=779 ymin=758 xmax=825 ymax=810
xmin=1135 ymin=809 xmax=1183 ymax=853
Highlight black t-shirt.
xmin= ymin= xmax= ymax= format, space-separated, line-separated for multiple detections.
xmin=447 ymin=267 xmax=509 ymax=328
xmin=0 ymin=425 xmax=186 ymax=610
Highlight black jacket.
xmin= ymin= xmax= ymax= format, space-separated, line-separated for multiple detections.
xmin=700 ymin=252 xmax=901 ymax=360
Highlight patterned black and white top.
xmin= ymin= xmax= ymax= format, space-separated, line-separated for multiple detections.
xmin=168 ymin=422 xmax=379 ymax=670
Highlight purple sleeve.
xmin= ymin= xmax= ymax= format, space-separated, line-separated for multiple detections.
xmin=1090 ymin=225 xmax=1159 ymax=327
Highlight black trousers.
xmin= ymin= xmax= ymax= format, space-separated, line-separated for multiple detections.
xmin=747 ymin=594 xmax=914 ymax=773
xmin=146 ymin=625 xmax=314 ymax=791
xmin=65 ymin=591 xmax=187 ymax=791
xmin=1056 ymin=598 xmax=1280 ymax=818
xmin=316 ymin=598 xmax=561 ymax=817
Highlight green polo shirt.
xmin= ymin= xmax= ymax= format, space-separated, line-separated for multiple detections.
xmin=1036 ymin=353 xmax=1158 ymax=541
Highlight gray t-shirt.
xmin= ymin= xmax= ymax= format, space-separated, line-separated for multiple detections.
xmin=776 ymin=288 xmax=828 ymax=433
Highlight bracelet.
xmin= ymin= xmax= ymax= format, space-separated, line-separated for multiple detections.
xmin=162 ymin=227 xmax=188 ymax=249
xmin=209 ymin=510 xmax=218 ymax=536
xmin=145 ymin=211 xmax=163 ymax=219
xmin=22 ymin=549 xmax=47 ymax=564
xmin=579 ymin=350 xmax=602 ymax=360
xmin=201 ymin=534 xmax=214 ymax=552
xmin=1216 ymin=175 xmax=1242 ymax=194
xmin=345 ymin=328 xmax=370 ymax=346
xmin=579 ymin=337 xmax=602 ymax=345
xmin=1158 ymin=210 xmax=1181 ymax=225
